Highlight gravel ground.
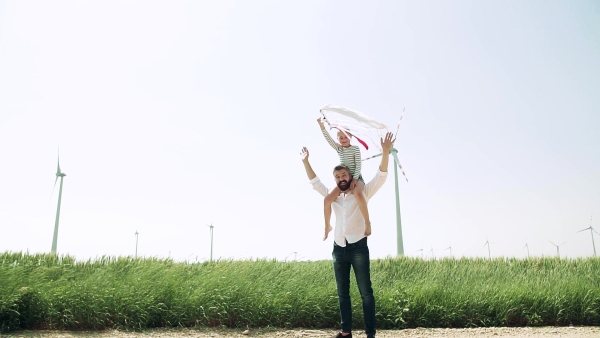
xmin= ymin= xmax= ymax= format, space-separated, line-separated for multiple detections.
xmin=3 ymin=327 xmax=600 ymax=338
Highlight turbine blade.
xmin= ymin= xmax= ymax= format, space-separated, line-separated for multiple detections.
xmin=362 ymin=153 xmax=382 ymax=162
xmin=395 ymin=111 xmax=404 ymax=136
xmin=391 ymin=151 xmax=409 ymax=182
xmin=50 ymin=176 xmax=58 ymax=198
xmin=577 ymin=227 xmax=591 ymax=233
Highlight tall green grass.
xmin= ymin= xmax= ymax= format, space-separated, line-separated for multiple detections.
xmin=1 ymin=252 xmax=599 ymax=332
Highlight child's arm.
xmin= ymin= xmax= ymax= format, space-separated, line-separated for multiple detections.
xmin=353 ymin=145 xmax=362 ymax=178
xmin=317 ymin=118 xmax=342 ymax=152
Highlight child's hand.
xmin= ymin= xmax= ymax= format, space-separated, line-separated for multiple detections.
xmin=317 ymin=117 xmax=325 ymax=128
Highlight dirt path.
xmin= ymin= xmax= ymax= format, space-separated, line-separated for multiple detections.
xmin=3 ymin=327 xmax=600 ymax=338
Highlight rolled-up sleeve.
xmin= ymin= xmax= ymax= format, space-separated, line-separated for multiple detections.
xmin=364 ymin=170 xmax=388 ymax=199
xmin=310 ymin=177 xmax=329 ymax=197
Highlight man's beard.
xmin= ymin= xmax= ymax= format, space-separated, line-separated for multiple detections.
xmin=337 ymin=177 xmax=353 ymax=192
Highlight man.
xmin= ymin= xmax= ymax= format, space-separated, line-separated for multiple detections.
xmin=301 ymin=132 xmax=395 ymax=338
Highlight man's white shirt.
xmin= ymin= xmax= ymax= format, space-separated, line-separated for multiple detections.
xmin=310 ymin=170 xmax=388 ymax=247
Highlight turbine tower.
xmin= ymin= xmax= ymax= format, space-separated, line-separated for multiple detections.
xmin=577 ymin=214 xmax=597 ymax=257
xmin=363 ymin=147 xmax=407 ymax=256
xmin=51 ymin=153 xmax=66 ymax=254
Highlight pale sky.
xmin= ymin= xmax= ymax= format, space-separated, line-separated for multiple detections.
xmin=1 ymin=1 xmax=599 ymax=262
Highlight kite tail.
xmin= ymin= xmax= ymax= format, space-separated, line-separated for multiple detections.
xmin=355 ymin=136 xmax=369 ymax=150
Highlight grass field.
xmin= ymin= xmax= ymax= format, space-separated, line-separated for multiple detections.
xmin=1 ymin=252 xmax=599 ymax=332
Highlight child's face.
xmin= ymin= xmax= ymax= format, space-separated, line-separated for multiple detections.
xmin=337 ymin=131 xmax=352 ymax=147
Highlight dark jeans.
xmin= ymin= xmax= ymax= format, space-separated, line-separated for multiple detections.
xmin=332 ymin=237 xmax=375 ymax=336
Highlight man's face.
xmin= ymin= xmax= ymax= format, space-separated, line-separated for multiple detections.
xmin=334 ymin=168 xmax=352 ymax=191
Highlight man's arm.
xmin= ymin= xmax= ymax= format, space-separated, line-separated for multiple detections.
xmin=363 ymin=132 xmax=396 ymax=198
xmin=379 ymin=132 xmax=396 ymax=172
xmin=301 ymin=147 xmax=329 ymax=197
xmin=301 ymin=147 xmax=316 ymax=180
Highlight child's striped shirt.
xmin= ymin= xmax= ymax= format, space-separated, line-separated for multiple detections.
xmin=320 ymin=127 xmax=362 ymax=178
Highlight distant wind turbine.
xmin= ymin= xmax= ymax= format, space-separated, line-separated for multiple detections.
xmin=428 ymin=244 xmax=435 ymax=259
xmin=208 ymin=223 xmax=214 ymax=262
xmin=135 ymin=230 xmax=139 ymax=258
xmin=548 ymin=241 xmax=567 ymax=257
xmin=50 ymin=152 xmax=66 ymax=254
xmin=483 ymin=238 xmax=491 ymax=259
xmin=444 ymin=241 xmax=453 ymax=256
xmin=285 ymin=251 xmax=300 ymax=261
xmin=523 ymin=242 xmax=530 ymax=258
xmin=577 ymin=214 xmax=598 ymax=257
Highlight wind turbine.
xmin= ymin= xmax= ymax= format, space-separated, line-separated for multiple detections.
xmin=483 ymin=239 xmax=491 ymax=259
xmin=50 ymin=152 xmax=66 ymax=254
xmin=208 ymin=223 xmax=214 ymax=262
xmin=577 ymin=214 xmax=598 ymax=257
xmin=285 ymin=251 xmax=300 ymax=261
xmin=135 ymin=230 xmax=139 ymax=258
xmin=362 ymin=145 xmax=408 ymax=256
xmin=523 ymin=242 xmax=530 ymax=258
xmin=444 ymin=241 xmax=453 ymax=257
xmin=548 ymin=241 xmax=567 ymax=257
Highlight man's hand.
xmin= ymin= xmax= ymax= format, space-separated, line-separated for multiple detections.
xmin=364 ymin=222 xmax=372 ymax=237
xmin=381 ymin=132 xmax=396 ymax=153
xmin=301 ymin=147 xmax=309 ymax=161
xmin=379 ymin=132 xmax=396 ymax=173
xmin=350 ymin=178 xmax=357 ymax=190
xmin=301 ymin=147 xmax=317 ymax=180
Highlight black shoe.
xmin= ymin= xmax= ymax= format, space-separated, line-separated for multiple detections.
xmin=333 ymin=332 xmax=352 ymax=338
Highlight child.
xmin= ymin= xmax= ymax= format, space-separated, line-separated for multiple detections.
xmin=318 ymin=117 xmax=371 ymax=241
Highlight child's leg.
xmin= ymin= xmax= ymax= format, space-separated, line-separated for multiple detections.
xmin=353 ymin=180 xmax=371 ymax=234
xmin=324 ymin=186 xmax=341 ymax=240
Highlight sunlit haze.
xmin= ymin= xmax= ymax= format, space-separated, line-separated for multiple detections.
xmin=1 ymin=1 xmax=599 ymax=262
